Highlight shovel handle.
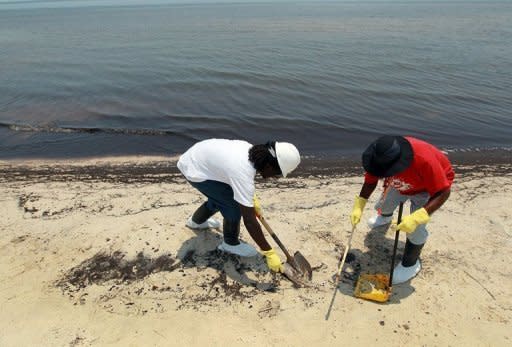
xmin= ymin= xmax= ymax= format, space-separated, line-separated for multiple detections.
xmin=325 ymin=225 xmax=356 ymax=320
xmin=257 ymin=215 xmax=295 ymax=264
xmin=334 ymin=225 xmax=356 ymax=283
xmin=388 ymin=202 xmax=404 ymax=287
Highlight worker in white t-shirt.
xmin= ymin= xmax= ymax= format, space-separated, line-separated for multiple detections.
xmin=177 ymin=139 xmax=300 ymax=273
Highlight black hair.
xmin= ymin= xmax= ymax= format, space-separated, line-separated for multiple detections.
xmin=248 ymin=141 xmax=282 ymax=174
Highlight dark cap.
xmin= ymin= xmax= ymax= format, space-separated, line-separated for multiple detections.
xmin=362 ymin=136 xmax=413 ymax=177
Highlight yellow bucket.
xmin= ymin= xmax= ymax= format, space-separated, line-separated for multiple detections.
xmin=354 ymin=274 xmax=391 ymax=303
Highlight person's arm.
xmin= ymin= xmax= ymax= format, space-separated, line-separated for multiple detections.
xmin=397 ymin=188 xmax=451 ymax=233
xmin=350 ymin=180 xmax=378 ymax=226
xmin=359 ymin=182 xmax=378 ymax=199
xmin=423 ymin=188 xmax=451 ymax=215
xmin=240 ymin=205 xmax=271 ymax=251
xmin=420 ymin=157 xmax=452 ymax=215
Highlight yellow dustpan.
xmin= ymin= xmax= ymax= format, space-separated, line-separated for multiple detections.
xmin=354 ymin=202 xmax=404 ymax=303
xmin=354 ymin=273 xmax=391 ymax=302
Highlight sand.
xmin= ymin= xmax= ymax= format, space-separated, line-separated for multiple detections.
xmin=0 ymin=157 xmax=511 ymax=346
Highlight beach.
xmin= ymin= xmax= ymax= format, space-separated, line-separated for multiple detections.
xmin=0 ymin=156 xmax=510 ymax=346
xmin=1 ymin=1 xmax=511 ymax=345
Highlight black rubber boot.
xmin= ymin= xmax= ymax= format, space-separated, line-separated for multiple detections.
xmin=223 ymin=219 xmax=240 ymax=246
xmin=191 ymin=202 xmax=216 ymax=224
xmin=402 ymin=239 xmax=425 ymax=267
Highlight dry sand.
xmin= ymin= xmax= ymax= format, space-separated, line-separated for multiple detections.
xmin=0 ymin=157 xmax=511 ymax=346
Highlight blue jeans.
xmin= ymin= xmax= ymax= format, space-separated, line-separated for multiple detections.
xmin=188 ymin=180 xmax=241 ymax=222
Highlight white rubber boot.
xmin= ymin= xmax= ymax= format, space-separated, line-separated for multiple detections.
xmin=392 ymin=260 xmax=421 ymax=285
xmin=217 ymin=241 xmax=259 ymax=257
xmin=186 ymin=216 xmax=221 ymax=229
xmin=367 ymin=214 xmax=393 ymax=229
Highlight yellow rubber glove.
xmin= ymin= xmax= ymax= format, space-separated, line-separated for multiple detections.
xmin=261 ymin=249 xmax=283 ymax=273
xmin=253 ymin=194 xmax=263 ymax=218
xmin=350 ymin=195 xmax=367 ymax=226
xmin=397 ymin=208 xmax=430 ymax=233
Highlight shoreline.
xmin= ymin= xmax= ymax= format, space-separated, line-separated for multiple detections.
xmin=1 ymin=148 xmax=511 ymax=183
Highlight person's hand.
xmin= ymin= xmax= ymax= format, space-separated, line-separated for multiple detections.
xmin=261 ymin=249 xmax=283 ymax=272
xmin=397 ymin=208 xmax=430 ymax=233
xmin=350 ymin=195 xmax=367 ymax=226
xmin=253 ymin=194 xmax=263 ymax=218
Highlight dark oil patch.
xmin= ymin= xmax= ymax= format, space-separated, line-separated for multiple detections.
xmin=56 ymin=251 xmax=178 ymax=291
xmin=10 ymin=235 xmax=29 ymax=244
xmin=56 ymin=249 xmax=283 ymax=314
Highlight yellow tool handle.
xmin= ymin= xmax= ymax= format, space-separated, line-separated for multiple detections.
xmin=334 ymin=225 xmax=356 ymax=283
xmin=325 ymin=225 xmax=357 ymax=320
xmin=257 ymin=215 xmax=295 ymax=264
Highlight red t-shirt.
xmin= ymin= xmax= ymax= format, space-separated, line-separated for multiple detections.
xmin=364 ymin=137 xmax=454 ymax=196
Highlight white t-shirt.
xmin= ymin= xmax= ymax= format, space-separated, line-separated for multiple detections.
xmin=177 ymin=139 xmax=256 ymax=207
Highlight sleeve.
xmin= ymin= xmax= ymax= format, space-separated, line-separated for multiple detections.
xmin=364 ymin=172 xmax=379 ymax=184
xmin=421 ymin=160 xmax=451 ymax=196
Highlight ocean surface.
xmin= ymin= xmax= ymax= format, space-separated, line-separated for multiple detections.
xmin=1 ymin=1 xmax=511 ymax=159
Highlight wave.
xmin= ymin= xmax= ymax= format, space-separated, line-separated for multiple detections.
xmin=0 ymin=121 xmax=177 ymax=136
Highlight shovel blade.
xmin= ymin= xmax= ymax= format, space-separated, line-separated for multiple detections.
xmin=282 ymin=262 xmax=307 ymax=288
xmin=293 ymin=251 xmax=313 ymax=281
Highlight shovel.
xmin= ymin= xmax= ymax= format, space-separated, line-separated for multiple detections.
xmin=256 ymin=214 xmax=313 ymax=286
xmin=353 ymin=202 xmax=404 ymax=303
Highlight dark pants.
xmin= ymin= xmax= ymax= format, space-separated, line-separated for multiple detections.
xmin=188 ymin=180 xmax=241 ymax=245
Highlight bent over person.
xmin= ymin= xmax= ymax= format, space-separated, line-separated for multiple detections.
xmin=350 ymin=135 xmax=454 ymax=284
xmin=177 ymin=138 xmax=300 ymax=273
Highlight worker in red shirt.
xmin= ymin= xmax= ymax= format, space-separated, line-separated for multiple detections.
xmin=350 ymin=136 xmax=454 ymax=284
